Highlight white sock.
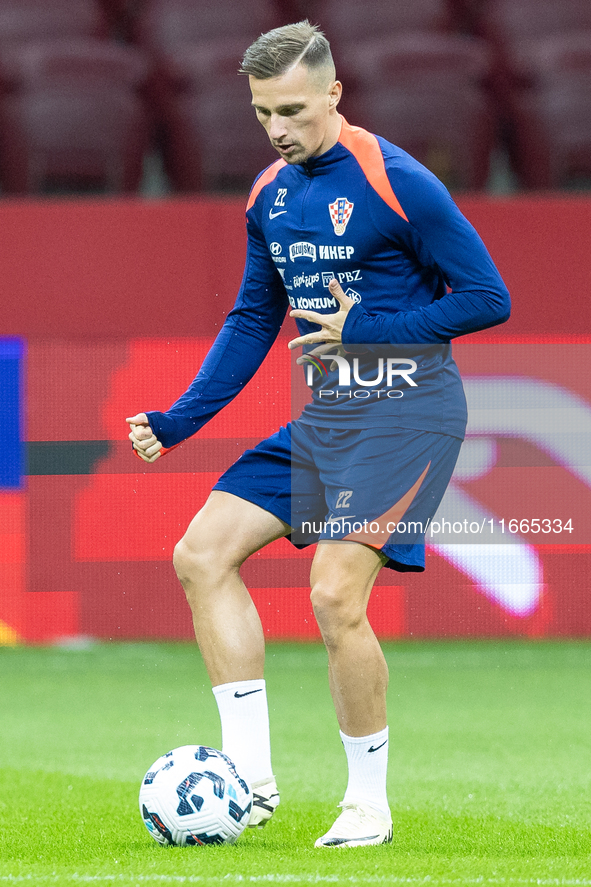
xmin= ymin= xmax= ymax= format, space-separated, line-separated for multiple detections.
xmin=340 ymin=727 xmax=390 ymax=817
xmin=212 ymin=679 xmax=273 ymax=787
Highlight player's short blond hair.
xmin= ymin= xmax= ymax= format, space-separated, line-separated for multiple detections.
xmin=239 ymin=20 xmax=335 ymax=82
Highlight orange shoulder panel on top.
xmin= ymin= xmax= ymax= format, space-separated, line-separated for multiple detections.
xmin=246 ymin=159 xmax=288 ymax=212
xmin=338 ymin=119 xmax=409 ymax=223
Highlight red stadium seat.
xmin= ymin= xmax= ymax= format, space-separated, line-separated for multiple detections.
xmin=158 ymin=38 xmax=249 ymax=95
xmin=508 ymin=30 xmax=591 ymax=87
xmin=313 ymin=0 xmax=458 ymax=115
xmin=99 ymin=0 xmax=135 ymax=19
xmin=165 ymin=88 xmax=277 ymax=193
xmin=476 ymin=0 xmax=591 ymax=90
xmin=348 ymin=87 xmax=494 ymax=192
xmin=0 ymin=0 xmax=109 ymax=45
xmin=446 ymin=0 xmax=482 ymax=33
xmin=345 ymin=34 xmax=494 ymax=190
xmin=344 ymin=32 xmax=490 ymax=83
xmin=0 ymin=38 xmax=149 ymax=91
xmin=135 ymin=0 xmax=278 ymax=54
xmin=482 ymin=28 xmax=591 ymax=188
xmin=474 ymin=1 xmax=591 ymax=187
xmin=478 ymin=0 xmax=591 ymax=49
xmin=315 ymin=0 xmax=455 ymax=45
xmin=135 ymin=0 xmax=278 ymax=133
xmin=161 ymin=44 xmax=277 ymax=192
xmin=0 ymin=40 xmax=151 ymax=193
xmin=99 ymin=0 xmax=142 ymax=38
xmin=508 ymin=70 xmax=591 ymax=189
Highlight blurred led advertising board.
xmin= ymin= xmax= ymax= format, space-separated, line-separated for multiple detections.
xmin=0 ymin=338 xmax=24 ymax=489
xmin=2 ymin=338 xmax=587 ymax=644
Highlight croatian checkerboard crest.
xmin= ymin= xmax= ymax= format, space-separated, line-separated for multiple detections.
xmin=328 ymin=197 xmax=354 ymax=236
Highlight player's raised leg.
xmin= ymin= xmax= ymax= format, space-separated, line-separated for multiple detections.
xmin=173 ymin=490 xmax=289 ymax=825
xmin=310 ymin=540 xmax=393 ymax=847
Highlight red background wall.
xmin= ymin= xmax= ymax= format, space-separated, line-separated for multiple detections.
xmin=1 ymin=194 xmax=590 ymax=643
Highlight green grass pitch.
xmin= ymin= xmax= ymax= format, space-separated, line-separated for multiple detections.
xmin=1 ymin=640 xmax=590 ymax=885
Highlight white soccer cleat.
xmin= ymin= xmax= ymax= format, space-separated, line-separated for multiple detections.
xmin=247 ymin=777 xmax=280 ymax=828
xmin=314 ymin=802 xmax=393 ymax=848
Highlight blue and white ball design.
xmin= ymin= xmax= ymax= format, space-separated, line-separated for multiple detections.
xmin=139 ymin=745 xmax=252 ymax=846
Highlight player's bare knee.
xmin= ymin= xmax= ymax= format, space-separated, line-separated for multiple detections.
xmin=310 ymin=581 xmax=364 ymax=640
xmin=172 ymin=537 xmax=200 ymax=589
xmin=173 ymin=535 xmax=232 ymax=590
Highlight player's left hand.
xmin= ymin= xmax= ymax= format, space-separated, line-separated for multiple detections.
xmin=288 ymin=278 xmax=355 ymax=351
xmin=126 ymin=413 xmax=162 ymax=463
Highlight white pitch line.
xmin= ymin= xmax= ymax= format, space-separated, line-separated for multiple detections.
xmin=2 ymin=876 xmax=591 ymax=886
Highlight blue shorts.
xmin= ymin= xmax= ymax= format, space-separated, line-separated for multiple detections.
xmin=213 ymin=421 xmax=462 ymax=572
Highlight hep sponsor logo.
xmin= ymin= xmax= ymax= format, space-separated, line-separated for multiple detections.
xmin=289 ymin=243 xmax=356 ymax=262
xmin=319 ymin=245 xmax=355 ymax=260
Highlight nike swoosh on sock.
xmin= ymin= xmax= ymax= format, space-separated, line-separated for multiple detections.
xmin=367 ymin=740 xmax=388 ymax=753
xmin=234 ymin=689 xmax=264 ymax=698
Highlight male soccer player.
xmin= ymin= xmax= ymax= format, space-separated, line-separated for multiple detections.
xmin=127 ymin=21 xmax=510 ymax=848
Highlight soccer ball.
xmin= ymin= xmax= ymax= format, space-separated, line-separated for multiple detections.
xmin=139 ymin=745 xmax=252 ymax=846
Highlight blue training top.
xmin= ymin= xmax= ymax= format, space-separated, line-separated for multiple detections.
xmin=146 ymin=118 xmax=510 ymax=448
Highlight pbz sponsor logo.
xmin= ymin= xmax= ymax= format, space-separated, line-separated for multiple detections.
xmin=322 ymin=269 xmax=362 ymax=287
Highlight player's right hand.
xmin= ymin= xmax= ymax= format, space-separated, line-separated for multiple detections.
xmin=126 ymin=413 xmax=162 ymax=463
